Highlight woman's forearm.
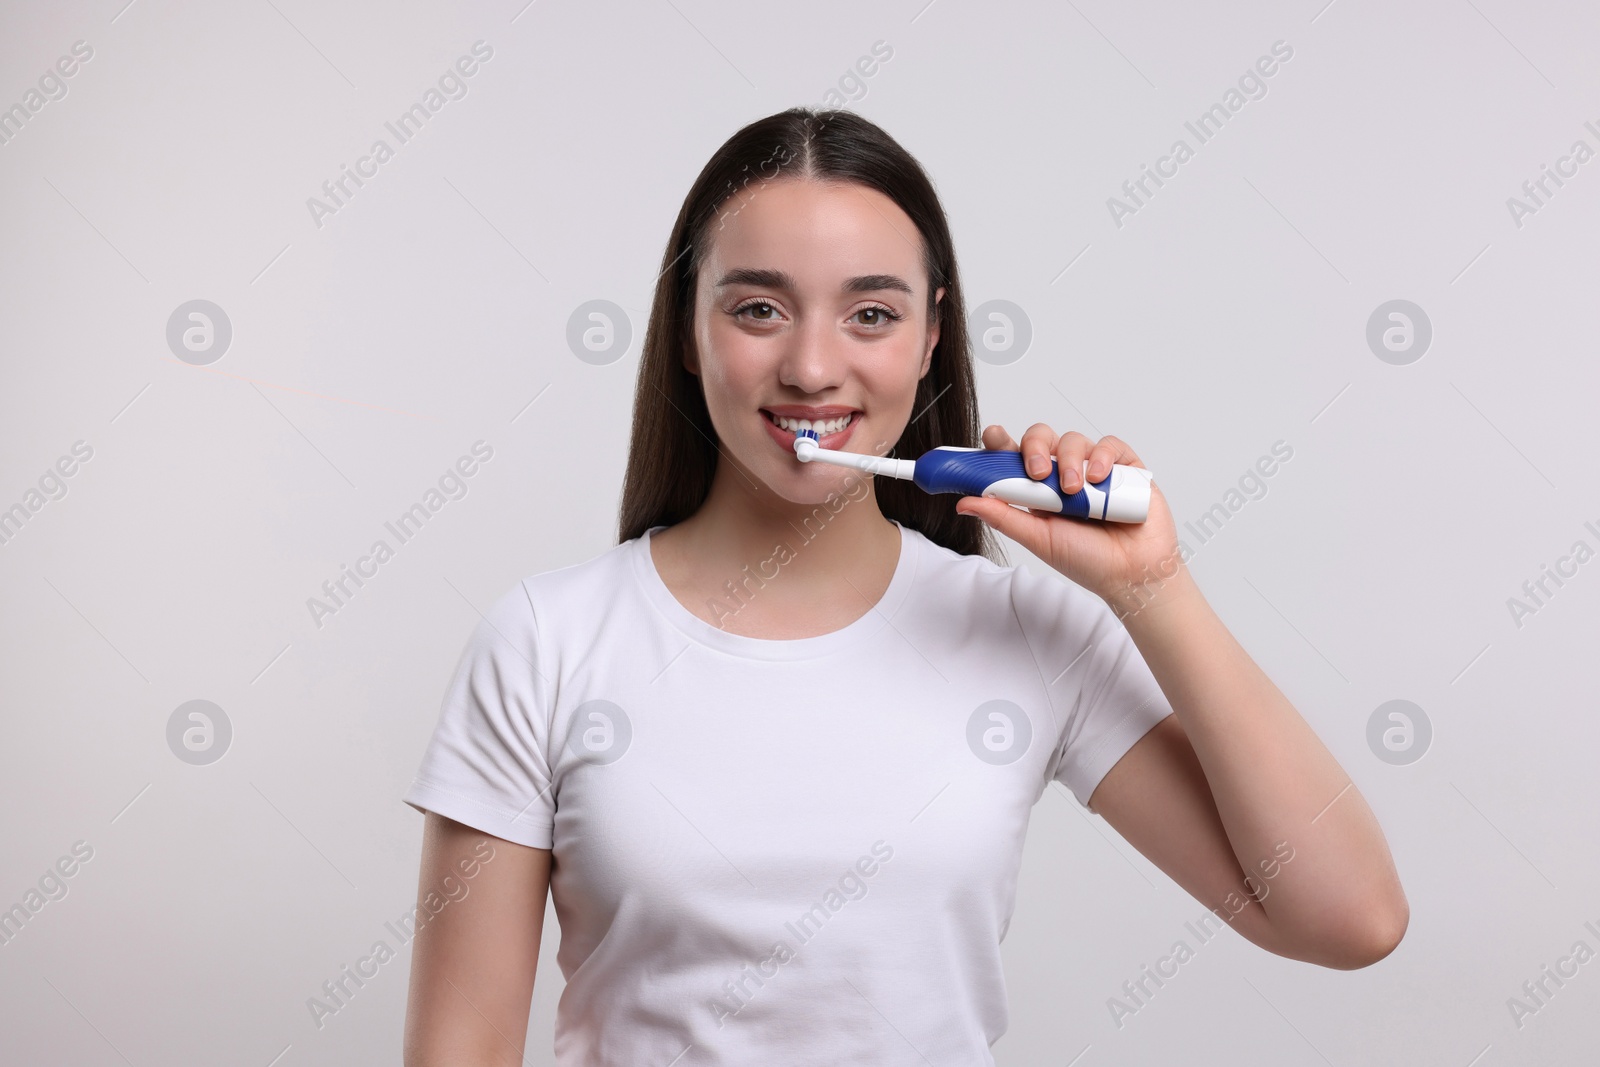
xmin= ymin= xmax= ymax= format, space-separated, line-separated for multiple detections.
xmin=1108 ymin=565 xmax=1409 ymax=968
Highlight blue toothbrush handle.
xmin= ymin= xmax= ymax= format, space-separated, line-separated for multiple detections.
xmin=912 ymin=447 xmax=1152 ymax=523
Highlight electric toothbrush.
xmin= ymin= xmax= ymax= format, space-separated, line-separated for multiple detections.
xmin=793 ymin=427 xmax=1152 ymax=523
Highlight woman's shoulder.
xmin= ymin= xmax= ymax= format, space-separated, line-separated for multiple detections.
xmin=901 ymin=523 xmax=1020 ymax=596
xmin=900 ymin=523 xmax=1024 ymax=613
xmin=476 ymin=535 xmax=645 ymax=631
xmin=904 ymin=523 xmax=1103 ymax=621
xmin=523 ymin=534 xmax=641 ymax=592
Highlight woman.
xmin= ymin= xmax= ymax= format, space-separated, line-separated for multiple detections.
xmin=401 ymin=107 xmax=1408 ymax=1064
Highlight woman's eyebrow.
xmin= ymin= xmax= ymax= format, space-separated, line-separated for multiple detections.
xmin=714 ymin=267 xmax=914 ymax=295
xmin=843 ymin=273 xmax=913 ymax=295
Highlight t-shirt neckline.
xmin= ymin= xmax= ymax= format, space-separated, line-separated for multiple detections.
xmin=632 ymin=519 xmax=919 ymax=661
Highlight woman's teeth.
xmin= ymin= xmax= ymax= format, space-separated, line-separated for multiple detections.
xmin=768 ymin=412 xmax=853 ymax=434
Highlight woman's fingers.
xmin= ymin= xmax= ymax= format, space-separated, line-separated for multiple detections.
xmin=981 ymin=424 xmax=1019 ymax=451
xmin=1046 ymin=429 xmax=1093 ymax=489
xmin=1019 ymin=423 xmax=1068 ymax=480
xmin=1076 ymin=436 xmax=1111 ymax=488
xmin=980 ymin=425 xmax=1145 ymax=490
xmin=1083 ymin=434 xmax=1143 ymax=481
xmin=1063 ymin=433 xmax=1146 ymax=490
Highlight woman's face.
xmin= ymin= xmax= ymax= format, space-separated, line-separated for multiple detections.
xmin=688 ymin=177 xmax=945 ymax=506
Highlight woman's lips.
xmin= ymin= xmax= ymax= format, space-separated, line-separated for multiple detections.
xmin=760 ymin=410 xmax=858 ymax=452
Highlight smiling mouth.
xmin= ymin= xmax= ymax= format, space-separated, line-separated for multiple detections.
xmin=760 ymin=410 xmax=859 ymax=436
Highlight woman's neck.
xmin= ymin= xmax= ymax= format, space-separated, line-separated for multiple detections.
xmin=648 ymin=457 xmax=903 ymax=638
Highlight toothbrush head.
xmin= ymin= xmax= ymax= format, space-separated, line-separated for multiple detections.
xmin=793 ymin=429 xmax=820 ymax=461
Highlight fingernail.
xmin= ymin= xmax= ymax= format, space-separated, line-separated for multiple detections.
xmin=1027 ymin=456 xmax=1048 ymax=477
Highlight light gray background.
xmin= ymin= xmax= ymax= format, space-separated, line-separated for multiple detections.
xmin=2 ymin=0 xmax=1596 ymax=1063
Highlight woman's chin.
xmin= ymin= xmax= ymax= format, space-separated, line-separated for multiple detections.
xmin=758 ymin=462 xmax=864 ymax=510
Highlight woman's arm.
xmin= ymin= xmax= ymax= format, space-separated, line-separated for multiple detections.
xmin=404 ymin=812 xmax=552 ymax=1066
xmin=956 ymin=424 xmax=1408 ymax=970
xmin=1087 ymin=567 xmax=1408 ymax=969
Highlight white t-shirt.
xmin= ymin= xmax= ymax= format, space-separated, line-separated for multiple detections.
xmin=403 ymin=519 xmax=1174 ymax=1065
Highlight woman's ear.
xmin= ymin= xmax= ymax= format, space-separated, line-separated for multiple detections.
xmin=682 ymin=329 xmax=700 ymax=377
xmin=920 ymin=286 xmax=946 ymax=379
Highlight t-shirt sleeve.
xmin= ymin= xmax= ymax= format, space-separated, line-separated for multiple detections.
xmin=401 ymin=579 xmax=557 ymax=849
xmin=1009 ymin=562 xmax=1175 ymax=808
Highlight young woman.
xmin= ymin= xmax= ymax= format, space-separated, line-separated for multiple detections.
xmin=400 ymin=108 xmax=1408 ymax=1065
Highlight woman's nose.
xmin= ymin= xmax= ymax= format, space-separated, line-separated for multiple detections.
xmin=777 ymin=317 xmax=848 ymax=393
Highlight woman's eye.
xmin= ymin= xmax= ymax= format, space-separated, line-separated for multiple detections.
xmin=733 ymin=301 xmax=899 ymax=325
xmin=854 ymin=306 xmax=901 ymax=326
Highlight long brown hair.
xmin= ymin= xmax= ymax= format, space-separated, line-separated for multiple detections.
xmin=616 ymin=106 xmax=1002 ymax=563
